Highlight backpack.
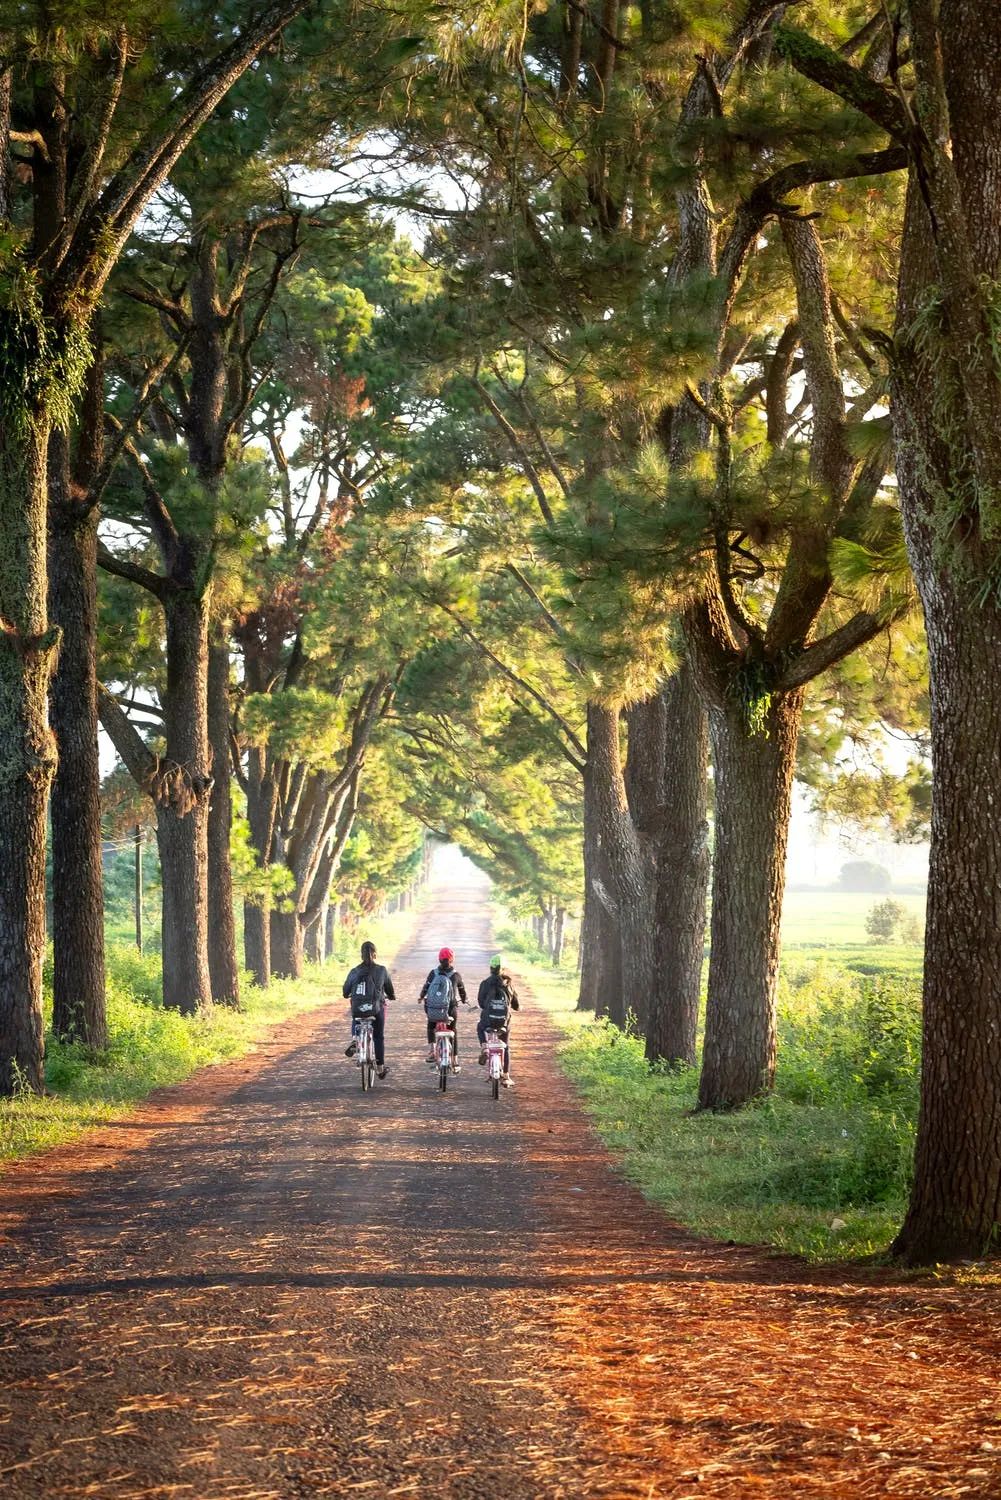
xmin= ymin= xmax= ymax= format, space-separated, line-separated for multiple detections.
xmin=351 ymin=966 xmax=380 ymax=1020
xmin=425 ymin=968 xmax=454 ymax=1022
xmin=482 ymin=974 xmax=510 ymax=1026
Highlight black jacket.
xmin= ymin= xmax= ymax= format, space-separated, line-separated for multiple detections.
xmin=477 ymin=972 xmax=520 ymax=1012
xmin=420 ymin=964 xmax=467 ymax=1005
xmin=343 ymin=961 xmax=395 ymax=1010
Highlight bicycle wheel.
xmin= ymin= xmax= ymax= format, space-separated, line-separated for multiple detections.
xmin=439 ymin=1064 xmax=448 ymax=1092
xmin=492 ymin=1075 xmax=499 ymax=1100
xmin=361 ymin=1056 xmax=369 ymax=1092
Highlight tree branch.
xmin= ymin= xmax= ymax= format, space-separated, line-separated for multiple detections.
xmin=777 ymin=608 xmax=898 ymax=691
xmin=471 ymin=376 xmax=555 ymax=526
xmin=97 ymin=543 xmax=171 ymax=600
xmin=436 ymin=602 xmax=586 ymax=766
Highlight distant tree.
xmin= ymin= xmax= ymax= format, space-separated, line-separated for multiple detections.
xmin=838 ymin=861 xmax=892 ymax=894
xmin=866 ymin=898 xmax=905 ymax=944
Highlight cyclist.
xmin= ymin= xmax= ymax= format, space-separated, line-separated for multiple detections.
xmin=476 ymin=955 xmax=520 ymax=1088
xmin=419 ymin=947 xmax=467 ymax=1071
xmin=343 ymin=940 xmax=395 ymax=1079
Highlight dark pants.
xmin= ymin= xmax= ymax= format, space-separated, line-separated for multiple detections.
xmin=427 ymin=1007 xmax=459 ymax=1058
xmin=353 ymin=1009 xmax=386 ymax=1066
xmin=477 ymin=1015 xmax=511 ymax=1072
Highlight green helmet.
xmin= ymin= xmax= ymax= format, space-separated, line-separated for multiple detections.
xmin=490 ymin=954 xmax=502 ymax=970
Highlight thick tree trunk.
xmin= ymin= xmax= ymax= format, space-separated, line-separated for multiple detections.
xmin=207 ymin=637 xmax=239 ymax=1006
xmin=893 ymin=560 xmax=1001 ymax=1261
xmin=47 ymin=486 xmax=107 ymax=1048
xmin=697 ymin=690 xmax=802 ymax=1110
xmin=650 ymin=665 xmax=709 ymax=1066
xmin=889 ymin=6 xmax=1001 ymax=1255
xmin=588 ymin=702 xmax=655 ymax=1035
xmin=0 ymin=414 xmax=53 ymax=1094
xmin=271 ymin=907 xmax=304 ymax=980
xmin=158 ymin=590 xmax=212 ymax=1014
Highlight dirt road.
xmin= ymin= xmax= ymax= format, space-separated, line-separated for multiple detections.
xmin=2 ymin=865 xmax=1001 ymax=1498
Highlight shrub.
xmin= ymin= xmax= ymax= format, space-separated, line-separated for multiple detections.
xmin=865 ymin=897 xmax=906 ymax=943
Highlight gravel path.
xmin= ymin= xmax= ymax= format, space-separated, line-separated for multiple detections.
xmin=2 ymin=866 xmax=1001 ymax=1498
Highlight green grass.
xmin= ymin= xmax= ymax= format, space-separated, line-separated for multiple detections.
xmin=514 ymin=945 xmax=920 ymax=1263
xmin=0 ymin=905 xmax=419 ymax=1168
xmin=782 ymin=890 xmax=925 ymax=946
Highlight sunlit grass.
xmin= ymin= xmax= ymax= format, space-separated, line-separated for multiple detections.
xmin=517 ymin=946 xmax=920 ymax=1263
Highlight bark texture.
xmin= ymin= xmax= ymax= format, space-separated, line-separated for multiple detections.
xmin=587 ymin=702 xmax=655 ymax=1034
xmin=0 ymin=417 xmax=52 ymax=1093
xmin=48 ymin=461 xmax=107 ymax=1048
xmin=698 ymin=690 xmax=802 ymax=1111
xmin=157 ymin=591 xmax=213 ymax=1014
xmin=888 ymin=0 xmax=1001 ymax=1261
xmin=207 ymin=638 xmax=239 ymax=1006
xmin=650 ymin=667 xmax=709 ymax=1066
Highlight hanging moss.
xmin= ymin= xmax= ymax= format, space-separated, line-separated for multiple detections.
xmin=0 ymin=256 xmax=91 ymax=436
xmin=728 ymin=658 xmax=775 ymax=739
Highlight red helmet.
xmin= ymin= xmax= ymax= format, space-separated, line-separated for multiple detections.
xmin=438 ymin=947 xmax=454 ymax=964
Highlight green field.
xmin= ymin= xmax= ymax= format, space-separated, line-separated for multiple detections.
xmin=781 ymin=890 xmax=926 ymax=979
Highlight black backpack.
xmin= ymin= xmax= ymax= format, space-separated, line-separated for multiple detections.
xmin=351 ymin=966 xmax=380 ymax=1019
xmin=482 ymin=974 xmax=510 ymax=1026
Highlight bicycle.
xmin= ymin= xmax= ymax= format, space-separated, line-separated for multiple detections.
xmin=355 ymin=1016 xmax=376 ymax=1092
xmin=433 ymin=1019 xmax=456 ymax=1091
xmin=482 ymin=1027 xmax=507 ymax=1099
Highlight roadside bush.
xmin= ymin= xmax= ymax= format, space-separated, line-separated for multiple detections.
xmin=552 ymin=960 xmax=921 ymax=1258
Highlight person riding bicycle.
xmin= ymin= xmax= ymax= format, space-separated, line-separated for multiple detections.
xmin=419 ymin=947 xmax=467 ymax=1071
xmin=476 ymin=955 xmax=520 ymax=1088
xmin=343 ymin=941 xmax=395 ymax=1079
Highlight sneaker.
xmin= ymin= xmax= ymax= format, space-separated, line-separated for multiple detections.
xmin=478 ymin=1049 xmax=487 ymax=1066
xmin=453 ymin=1062 xmax=462 ymax=1074
xmin=501 ymin=1075 xmax=515 ymax=1089
xmin=425 ymin=1046 xmax=435 ymax=1062
xmin=344 ymin=1040 xmax=358 ymax=1058
xmin=377 ymin=1065 xmax=389 ymax=1079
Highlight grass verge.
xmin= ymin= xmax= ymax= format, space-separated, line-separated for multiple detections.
xmin=500 ymin=927 xmax=919 ymax=1263
xmin=0 ymin=906 xmax=419 ymax=1169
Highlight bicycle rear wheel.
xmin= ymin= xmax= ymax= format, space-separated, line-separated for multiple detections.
xmin=492 ymin=1075 xmax=499 ymax=1100
xmin=439 ymin=1064 xmax=448 ymax=1092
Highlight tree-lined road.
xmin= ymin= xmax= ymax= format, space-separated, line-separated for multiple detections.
xmin=2 ymin=869 xmax=1000 ymax=1497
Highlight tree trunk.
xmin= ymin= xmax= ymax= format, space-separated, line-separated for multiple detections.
xmin=697 ymin=690 xmax=802 ymax=1110
xmin=579 ymin=757 xmax=621 ymax=1016
xmin=588 ymin=702 xmax=655 ymax=1035
xmin=207 ymin=636 xmax=239 ymax=1006
xmin=271 ymin=907 xmax=304 ymax=980
xmin=650 ymin=664 xmax=709 ymax=1066
xmin=552 ymin=907 xmax=566 ymax=966
xmin=325 ymin=903 xmax=336 ymax=960
xmin=243 ymin=743 xmax=275 ymax=988
xmin=893 ymin=561 xmax=1001 ymax=1261
xmin=0 ymin=412 xmax=53 ymax=1094
xmin=889 ymin=5 xmax=1001 ymax=1256
xmin=158 ymin=590 xmax=212 ymax=1014
xmin=47 ymin=480 xmax=107 ymax=1047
